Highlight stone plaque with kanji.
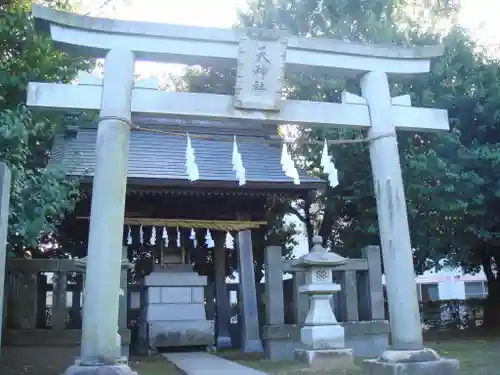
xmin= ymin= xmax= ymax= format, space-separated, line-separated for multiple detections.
xmin=234 ymin=29 xmax=287 ymax=112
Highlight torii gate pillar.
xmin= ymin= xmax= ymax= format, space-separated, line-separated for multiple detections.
xmin=64 ymin=49 xmax=138 ymax=375
xmin=361 ymin=72 xmax=459 ymax=373
xmin=361 ymin=71 xmax=424 ymax=351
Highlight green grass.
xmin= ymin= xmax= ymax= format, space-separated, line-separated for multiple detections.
xmin=221 ymin=338 xmax=500 ymax=375
xmin=0 ymin=354 xmax=181 ymax=375
xmin=130 ymin=356 xmax=181 ymax=375
xmin=1 ymin=338 xmax=499 ymax=375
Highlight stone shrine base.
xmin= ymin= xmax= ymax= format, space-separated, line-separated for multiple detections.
xmin=216 ymin=335 xmax=232 ymax=349
xmin=63 ymin=364 xmax=138 ymax=375
xmin=294 ymin=348 xmax=354 ymax=370
xmin=362 ymin=348 xmax=459 ymax=375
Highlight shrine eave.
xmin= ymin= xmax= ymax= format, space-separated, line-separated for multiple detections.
xmin=32 ymin=5 xmax=443 ymax=76
xmin=50 ymin=128 xmax=325 ymax=191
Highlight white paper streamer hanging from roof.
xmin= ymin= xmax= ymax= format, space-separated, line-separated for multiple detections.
xmin=139 ymin=225 xmax=144 ymax=245
xmin=320 ymin=139 xmax=339 ymax=188
xmin=205 ymin=229 xmax=215 ymax=248
xmin=127 ymin=226 xmax=132 ymax=245
xmin=185 ymin=133 xmax=200 ymax=181
xmin=225 ymin=231 xmax=234 ymax=250
xmin=176 ymin=227 xmax=181 ymax=247
xmin=232 ymin=135 xmax=246 ymax=186
xmin=162 ymin=226 xmax=169 ymax=247
xmin=150 ymin=226 xmax=156 ymax=246
xmin=280 ymin=143 xmax=300 ymax=185
xmin=189 ymin=228 xmax=198 ymax=247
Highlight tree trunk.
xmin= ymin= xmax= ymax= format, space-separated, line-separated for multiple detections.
xmin=303 ymin=192 xmax=314 ymax=250
xmin=482 ymin=255 xmax=500 ymax=328
xmin=319 ymin=207 xmax=335 ymax=248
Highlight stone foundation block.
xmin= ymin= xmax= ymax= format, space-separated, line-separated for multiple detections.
xmin=363 ymin=348 xmax=459 ymax=375
xmin=300 ymin=324 xmax=345 ymax=349
xmin=148 ymin=320 xmax=214 ymax=348
xmin=294 ymin=348 xmax=354 ymax=370
xmin=63 ymin=364 xmax=138 ymax=375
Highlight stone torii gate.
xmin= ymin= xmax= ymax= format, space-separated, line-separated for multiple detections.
xmin=26 ymin=4 xmax=458 ymax=375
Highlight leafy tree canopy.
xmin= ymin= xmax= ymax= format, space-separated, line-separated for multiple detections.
xmin=179 ymin=0 xmax=500 ymax=322
xmin=0 ymin=0 xmax=92 ymax=256
xmin=238 ymin=0 xmax=500 ymax=324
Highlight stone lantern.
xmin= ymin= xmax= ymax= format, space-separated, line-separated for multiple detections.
xmin=294 ymin=235 xmax=354 ymax=370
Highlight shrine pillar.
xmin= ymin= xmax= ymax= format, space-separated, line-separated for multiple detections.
xmin=361 ymin=71 xmax=459 ymax=374
xmin=214 ymin=232 xmax=232 ymax=348
xmin=236 ymin=228 xmax=263 ymax=352
xmin=66 ymin=48 xmax=136 ymax=374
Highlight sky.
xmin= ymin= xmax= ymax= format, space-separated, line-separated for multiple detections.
xmin=89 ymin=0 xmax=498 ymax=31
xmin=81 ymin=0 xmax=499 ymax=79
xmin=84 ymin=0 xmax=249 ymax=78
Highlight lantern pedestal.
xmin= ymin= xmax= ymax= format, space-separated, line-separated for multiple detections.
xmin=293 ymin=236 xmax=354 ymax=370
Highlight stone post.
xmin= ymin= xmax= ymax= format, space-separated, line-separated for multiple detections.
xmin=294 ymin=236 xmax=354 ymax=370
xmin=0 ymin=163 xmax=11 ymax=354
xmin=340 ymin=270 xmax=359 ymax=322
xmin=361 ymin=245 xmax=385 ymax=321
xmin=292 ymin=271 xmax=308 ymax=324
xmin=214 ymin=233 xmax=232 ymax=348
xmin=264 ymin=246 xmax=284 ymax=326
xmin=65 ymin=48 xmax=137 ymax=375
xmin=119 ymin=246 xmax=133 ymax=358
xmin=236 ymin=229 xmax=263 ymax=352
xmin=52 ymin=271 xmax=68 ymax=331
xmin=69 ymin=274 xmax=83 ymax=327
xmin=361 ymin=71 xmax=459 ymax=374
xmin=263 ymin=245 xmax=286 ymax=360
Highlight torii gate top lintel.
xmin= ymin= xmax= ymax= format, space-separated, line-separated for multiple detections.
xmin=32 ymin=4 xmax=443 ymax=76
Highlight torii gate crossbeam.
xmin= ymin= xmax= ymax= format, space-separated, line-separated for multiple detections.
xmin=32 ymin=5 xmax=442 ymax=76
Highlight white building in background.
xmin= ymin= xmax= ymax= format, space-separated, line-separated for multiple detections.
xmin=411 ymin=267 xmax=488 ymax=302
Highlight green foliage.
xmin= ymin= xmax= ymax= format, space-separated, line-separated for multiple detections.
xmin=238 ymin=0 xmax=500 ymax=324
xmin=0 ymin=0 xmax=92 ymax=255
xmin=237 ymin=0 xmax=500 ymax=275
xmin=175 ymin=0 xmax=500 ymax=320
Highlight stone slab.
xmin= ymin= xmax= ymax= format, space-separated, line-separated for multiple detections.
xmin=162 ymin=352 xmax=269 ymax=375
xmin=261 ymin=322 xmax=389 ymax=360
xmin=363 ymin=348 xmax=459 ymax=375
xmin=144 ymin=272 xmax=207 ymax=286
xmin=216 ymin=335 xmax=232 ymax=349
xmin=300 ymin=324 xmax=345 ymax=349
xmin=294 ymin=348 xmax=355 ymax=370
xmin=262 ymin=321 xmax=390 ymax=340
xmin=63 ymin=364 xmax=137 ymax=375
xmin=160 ymin=286 xmax=194 ymax=303
xmin=362 ymin=357 xmax=459 ymax=375
xmin=146 ymin=302 xmax=206 ymax=321
xmin=149 ymin=320 xmax=214 ymax=348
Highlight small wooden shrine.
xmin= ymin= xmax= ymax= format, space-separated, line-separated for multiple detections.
xmin=52 ymin=114 xmax=325 ymax=351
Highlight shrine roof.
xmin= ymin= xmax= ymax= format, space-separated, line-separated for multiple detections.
xmin=51 ymin=125 xmax=324 ymax=191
